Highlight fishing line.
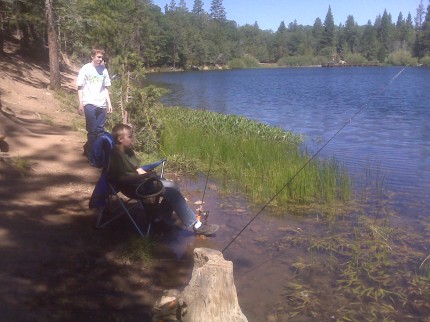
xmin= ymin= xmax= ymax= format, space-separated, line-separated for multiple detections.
xmin=222 ymin=67 xmax=406 ymax=254
xmin=201 ymin=152 xmax=214 ymax=206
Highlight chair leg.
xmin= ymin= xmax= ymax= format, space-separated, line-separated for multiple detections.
xmin=96 ymin=186 xmax=163 ymax=238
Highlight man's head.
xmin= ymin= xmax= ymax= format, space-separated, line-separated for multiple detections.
xmin=91 ymin=47 xmax=105 ymax=66
xmin=112 ymin=123 xmax=133 ymax=149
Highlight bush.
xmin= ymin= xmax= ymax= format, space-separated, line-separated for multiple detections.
xmin=344 ymin=53 xmax=368 ymax=64
xmin=228 ymin=58 xmax=246 ymax=69
xmin=385 ymin=50 xmax=418 ymax=66
xmin=278 ymin=55 xmax=315 ymax=67
xmin=242 ymin=55 xmax=260 ymax=68
xmin=419 ymin=55 xmax=430 ymax=67
xmin=228 ymin=55 xmax=260 ymax=69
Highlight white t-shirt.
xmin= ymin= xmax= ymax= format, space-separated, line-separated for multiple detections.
xmin=77 ymin=63 xmax=111 ymax=108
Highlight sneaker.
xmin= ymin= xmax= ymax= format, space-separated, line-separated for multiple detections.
xmin=193 ymin=223 xmax=219 ymax=236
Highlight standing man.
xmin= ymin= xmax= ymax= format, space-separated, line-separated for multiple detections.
xmin=77 ymin=47 xmax=112 ymax=156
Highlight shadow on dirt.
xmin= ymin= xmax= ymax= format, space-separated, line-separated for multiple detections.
xmin=0 ymin=115 xmax=195 ymax=321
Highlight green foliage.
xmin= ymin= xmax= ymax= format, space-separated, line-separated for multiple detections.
xmin=344 ymin=53 xmax=368 ymax=63
xmin=105 ymin=53 xmax=167 ymax=153
xmin=277 ymin=55 xmax=315 ymax=67
xmin=419 ymin=55 xmax=430 ymax=66
xmin=276 ymin=210 xmax=430 ymax=321
xmin=320 ymin=6 xmax=335 ymax=51
xmin=227 ymin=58 xmax=246 ymax=69
xmin=158 ymin=107 xmax=352 ymax=209
xmin=228 ymin=55 xmax=260 ymax=69
xmin=386 ymin=50 xmax=419 ymax=65
xmin=3 ymin=0 xmax=428 ymax=68
xmin=127 ymin=86 xmax=165 ymax=154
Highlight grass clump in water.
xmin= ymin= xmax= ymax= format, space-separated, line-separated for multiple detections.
xmin=159 ymin=107 xmax=352 ymax=210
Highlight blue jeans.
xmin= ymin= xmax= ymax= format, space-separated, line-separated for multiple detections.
xmin=84 ymin=104 xmax=106 ymax=149
xmin=160 ymin=179 xmax=197 ymax=228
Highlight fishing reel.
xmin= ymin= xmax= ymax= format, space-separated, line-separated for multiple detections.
xmin=196 ymin=206 xmax=210 ymax=223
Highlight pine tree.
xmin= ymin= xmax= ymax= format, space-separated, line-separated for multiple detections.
xmin=361 ymin=20 xmax=378 ymax=60
xmin=415 ymin=0 xmax=426 ymax=29
xmin=417 ymin=1 xmax=430 ymax=56
xmin=344 ymin=15 xmax=358 ymax=53
xmin=312 ymin=17 xmax=324 ymax=54
xmin=168 ymin=0 xmax=176 ymax=11
xmin=320 ymin=6 xmax=335 ymax=50
xmin=210 ymin=0 xmax=226 ymax=21
xmin=273 ymin=21 xmax=288 ymax=60
xmin=377 ymin=9 xmax=393 ymax=56
xmin=178 ymin=0 xmax=188 ymax=12
xmin=192 ymin=0 xmax=204 ymax=15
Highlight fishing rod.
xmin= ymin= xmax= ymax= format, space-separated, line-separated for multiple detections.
xmin=221 ymin=67 xmax=406 ymax=254
xmin=197 ymin=152 xmax=214 ymax=223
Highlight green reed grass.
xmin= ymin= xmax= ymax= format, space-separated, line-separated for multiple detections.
xmin=159 ymin=107 xmax=352 ymax=209
xmin=276 ymin=211 xmax=430 ymax=321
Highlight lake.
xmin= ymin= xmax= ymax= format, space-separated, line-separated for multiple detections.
xmin=146 ymin=67 xmax=430 ymax=321
xmin=147 ymin=67 xmax=430 ymax=219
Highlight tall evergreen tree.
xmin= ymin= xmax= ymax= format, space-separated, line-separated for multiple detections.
xmin=312 ymin=17 xmax=324 ymax=54
xmin=415 ymin=0 xmax=426 ymax=29
xmin=344 ymin=15 xmax=359 ymax=53
xmin=192 ymin=0 xmax=204 ymax=15
xmin=210 ymin=0 xmax=226 ymax=21
xmin=376 ymin=9 xmax=393 ymax=59
xmin=168 ymin=0 xmax=176 ymax=11
xmin=273 ymin=21 xmax=288 ymax=60
xmin=178 ymin=0 xmax=188 ymax=12
xmin=361 ymin=20 xmax=378 ymax=60
xmin=395 ymin=11 xmax=413 ymax=50
xmin=320 ymin=6 xmax=335 ymax=52
xmin=415 ymin=1 xmax=430 ymax=57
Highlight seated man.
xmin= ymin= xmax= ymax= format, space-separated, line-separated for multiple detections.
xmin=108 ymin=123 xmax=218 ymax=236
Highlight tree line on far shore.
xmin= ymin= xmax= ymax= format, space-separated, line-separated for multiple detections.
xmin=1 ymin=0 xmax=430 ymax=78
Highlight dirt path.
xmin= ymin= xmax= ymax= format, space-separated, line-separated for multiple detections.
xmin=0 ymin=51 xmax=201 ymax=321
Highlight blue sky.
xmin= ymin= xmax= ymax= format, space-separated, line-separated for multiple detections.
xmin=152 ymin=0 xmax=420 ymax=31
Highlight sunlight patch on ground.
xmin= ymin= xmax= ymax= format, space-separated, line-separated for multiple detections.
xmin=0 ymin=228 xmax=16 ymax=247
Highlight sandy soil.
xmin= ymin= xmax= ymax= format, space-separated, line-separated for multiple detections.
xmin=0 ymin=48 xmax=204 ymax=321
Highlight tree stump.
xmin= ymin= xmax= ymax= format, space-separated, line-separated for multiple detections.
xmin=179 ymin=247 xmax=248 ymax=322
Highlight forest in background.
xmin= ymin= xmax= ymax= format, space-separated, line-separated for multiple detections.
xmin=1 ymin=0 xmax=430 ymax=71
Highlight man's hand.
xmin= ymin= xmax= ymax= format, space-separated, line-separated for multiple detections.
xmin=107 ymin=104 xmax=113 ymax=114
xmin=136 ymin=168 xmax=147 ymax=175
xmin=77 ymin=105 xmax=84 ymax=115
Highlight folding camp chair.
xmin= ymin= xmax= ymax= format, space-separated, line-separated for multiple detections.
xmin=91 ymin=160 xmax=167 ymax=237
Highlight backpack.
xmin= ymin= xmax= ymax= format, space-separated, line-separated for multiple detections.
xmin=88 ymin=132 xmax=114 ymax=169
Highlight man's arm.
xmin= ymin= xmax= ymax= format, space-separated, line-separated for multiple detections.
xmin=77 ymin=86 xmax=84 ymax=115
xmin=114 ymin=171 xmax=155 ymax=185
xmin=105 ymin=87 xmax=112 ymax=113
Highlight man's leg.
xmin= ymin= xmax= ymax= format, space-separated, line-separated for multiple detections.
xmin=95 ymin=107 xmax=107 ymax=137
xmin=160 ymin=179 xmax=197 ymax=229
xmin=84 ymin=104 xmax=97 ymax=150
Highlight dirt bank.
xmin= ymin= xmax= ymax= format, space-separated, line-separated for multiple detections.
xmin=0 ymin=49 xmax=208 ymax=321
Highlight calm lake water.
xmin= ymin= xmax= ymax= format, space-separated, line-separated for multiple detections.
xmin=147 ymin=67 xmax=430 ymax=219
xmin=147 ymin=67 xmax=430 ymax=320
